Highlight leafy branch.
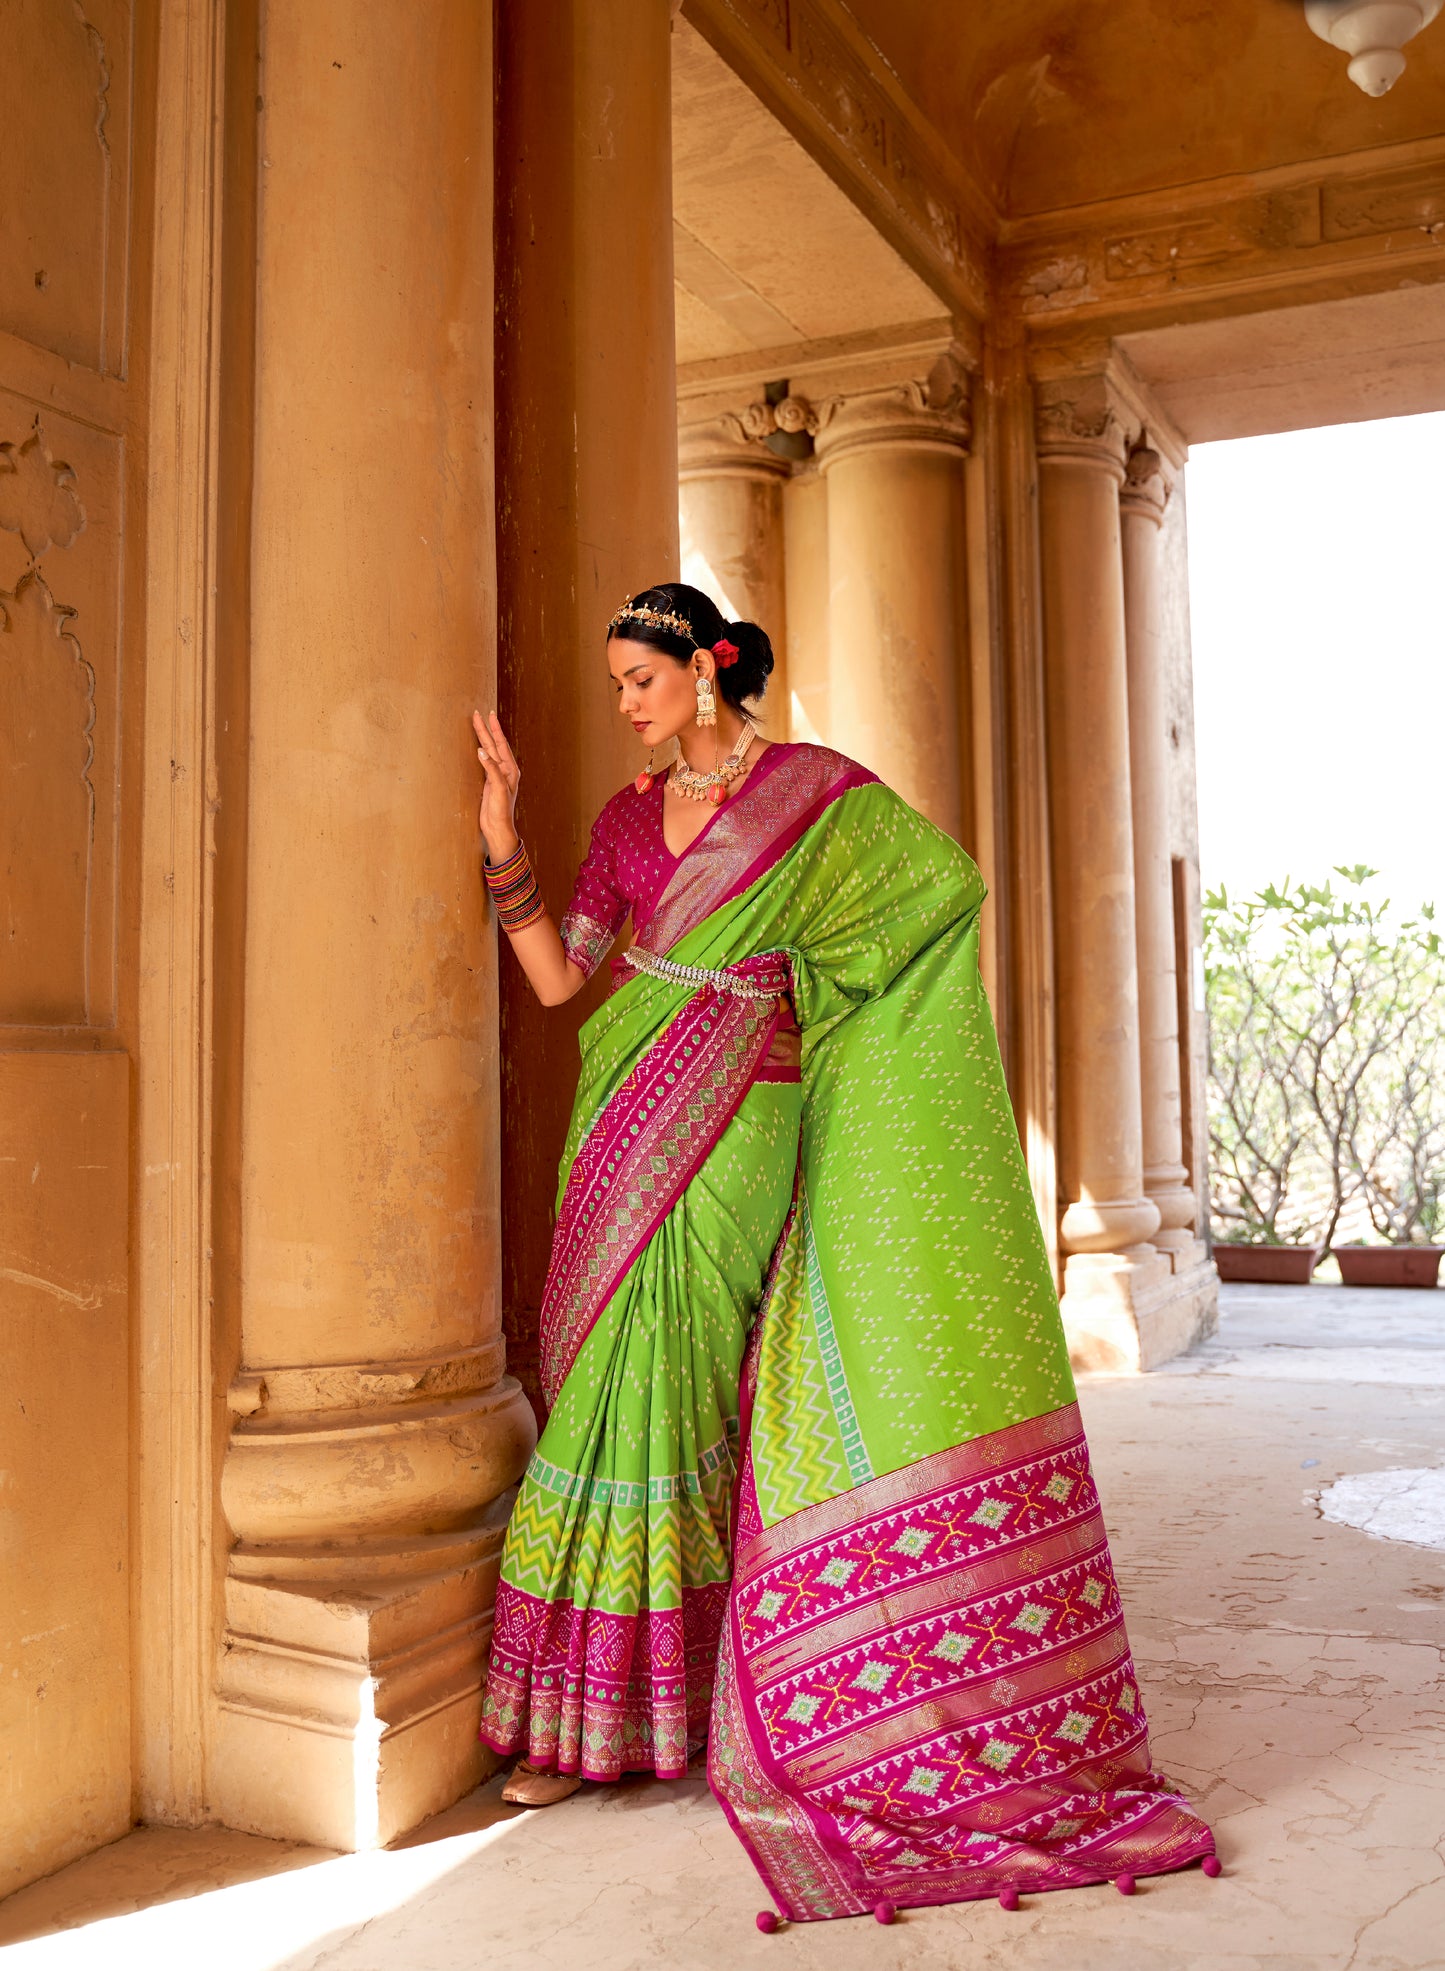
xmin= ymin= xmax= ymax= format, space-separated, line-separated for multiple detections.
xmin=1205 ymin=868 xmax=1444 ymax=1247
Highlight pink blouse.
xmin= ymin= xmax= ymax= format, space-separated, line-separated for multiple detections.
xmin=556 ymin=774 xmax=677 ymax=983
xmin=558 ymin=743 xmax=806 ymax=1078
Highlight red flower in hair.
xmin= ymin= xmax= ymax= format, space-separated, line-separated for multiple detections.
xmin=711 ymin=638 xmax=740 ymax=668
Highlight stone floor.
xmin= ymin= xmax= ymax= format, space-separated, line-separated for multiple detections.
xmin=2 ymin=1283 xmax=1442 ymax=1971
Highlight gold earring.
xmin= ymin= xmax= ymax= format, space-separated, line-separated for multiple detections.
xmin=695 ymin=674 xmax=717 ymax=727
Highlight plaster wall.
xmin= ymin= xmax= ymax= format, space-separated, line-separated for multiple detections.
xmin=0 ymin=0 xmax=154 ymax=1896
xmin=0 ymin=1054 xmax=130 ymax=1897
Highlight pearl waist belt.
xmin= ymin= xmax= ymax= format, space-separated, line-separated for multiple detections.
xmin=621 ymin=945 xmax=790 ymax=1003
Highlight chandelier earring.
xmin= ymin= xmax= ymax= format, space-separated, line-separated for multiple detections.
xmin=694 ymin=671 xmax=717 ymax=727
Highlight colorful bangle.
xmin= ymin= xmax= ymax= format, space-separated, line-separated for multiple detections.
xmin=484 ymin=840 xmax=547 ymax=932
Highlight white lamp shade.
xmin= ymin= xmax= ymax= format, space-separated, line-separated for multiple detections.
xmin=1304 ymin=0 xmax=1444 ymax=94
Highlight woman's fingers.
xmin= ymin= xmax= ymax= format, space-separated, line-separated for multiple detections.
xmin=488 ymin=712 xmax=521 ymax=779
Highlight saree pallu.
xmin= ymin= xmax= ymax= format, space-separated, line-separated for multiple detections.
xmin=481 ymin=743 xmax=1213 ymax=1920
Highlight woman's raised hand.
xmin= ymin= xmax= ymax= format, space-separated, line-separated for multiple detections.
xmin=472 ymin=709 xmax=521 ymax=862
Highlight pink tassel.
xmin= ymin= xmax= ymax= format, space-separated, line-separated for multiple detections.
xmin=1114 ymin=1873 xmax=1137 ymax=1896
xmin=998 ymin=1887 xmax=1020 ymax=1911
xmin=1202 ymin=1855 xmax=1223 ymax=1878
xmin=873 ymin=1900 xmax=896 ymax=1924
xmin=755 ymin=1911 xmax=779 ymax=1933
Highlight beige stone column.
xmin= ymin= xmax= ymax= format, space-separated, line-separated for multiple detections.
xmin=1034 ymin=373 xmax=1171 ymax=1366
xmin=678 ymin=410 xmax=791 ymax=730
xmin=1120 ymin=446 xmax=1205 ymax=1270
xmin=813 ymin=350 xmax=971 ymax=838
xmin=783 ymin=467 xmax=829 ymax=743
xmin=495 ymin=0 xmax=680 ymax=1411
xmin=213 ymin=0 xmax=535 ymax=1852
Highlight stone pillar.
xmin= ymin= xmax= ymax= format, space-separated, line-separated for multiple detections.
xmin=783 ymin=467 xmax=829 ymax=744
xmin=1034 ymin=373 xmax=1172 ymax=1368
xmin=1120 ymin=446 xmax=1206 ymax=1272
xmin=814 ymin=351 xmax=971 ymax=838
xmin=495 ymin=0 xmax=680 ymax=1413
xmin=678 ymin=410 xmax=791 ymax=728
xmin=213 ymin=0 xmax=535 ymax=1851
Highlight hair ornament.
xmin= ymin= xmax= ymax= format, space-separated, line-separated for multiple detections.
xmin=711 ymin=637 xmax=740 ymax=668
xmin=608 ymin=597 xmax=694 ymax=640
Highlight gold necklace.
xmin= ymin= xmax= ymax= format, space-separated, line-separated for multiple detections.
xmin=668 ymin=718 xmax=758 ymax=805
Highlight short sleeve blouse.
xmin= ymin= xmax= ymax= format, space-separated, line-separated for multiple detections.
xmin=558 ymin=806 xmax=628 ymax=980
xmin=557 ymin=780 xmax=676 ymax=982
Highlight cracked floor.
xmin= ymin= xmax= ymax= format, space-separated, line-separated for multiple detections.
xmin=2 ymin=1283 xmax=1442 ymax=1971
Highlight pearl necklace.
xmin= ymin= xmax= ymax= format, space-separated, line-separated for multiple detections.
xmin=668 ymin=718 xmax=759 ymax=805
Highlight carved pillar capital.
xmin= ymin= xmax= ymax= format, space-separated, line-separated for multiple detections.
xmin=677 ymin=405 xmax=799 ymax=482
xmin=813 ymin=347 xmax=972 ymax=469
xmin=1033 ymin=372 xmax=1131 ymax=475
xmin=1119 ymin=444 xmax=1174 ymax=525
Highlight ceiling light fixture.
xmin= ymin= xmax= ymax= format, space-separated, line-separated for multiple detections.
xmin=1304 ymin=0 xmax=1443 ymax=95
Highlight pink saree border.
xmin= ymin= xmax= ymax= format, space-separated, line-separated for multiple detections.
xmin=538 ymin=950 xmax=792 ymax=1407
xmin=638 ymin=743 xmax=878 ymax=958
xmin=481 ymin=1578 xmax=728 ymax=1783
xmin=708 ymin=1403 xmax=1215 ymax=1921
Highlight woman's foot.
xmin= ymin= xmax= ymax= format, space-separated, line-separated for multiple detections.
xmin=500 ymin=1758 xmax=583 ymax=1808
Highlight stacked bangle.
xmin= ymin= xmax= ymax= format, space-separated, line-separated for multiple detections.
xmin=484 ymin=840 xmax=546 ymax=932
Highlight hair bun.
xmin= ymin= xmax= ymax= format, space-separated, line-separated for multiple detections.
xmin=725 ymin=618 xmax=774 ymax=704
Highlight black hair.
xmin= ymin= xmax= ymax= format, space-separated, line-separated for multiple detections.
xmin=607 ymin=582 xmax=774 ymax=712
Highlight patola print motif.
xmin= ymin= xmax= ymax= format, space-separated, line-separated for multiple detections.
xmin=712 ymin=1401 xmax=1211 ymax=1917
xmin=538 ymin=948 xmax=791 ymax=1407
xmin=482 ymin=744 xmax=1214 ymax=1914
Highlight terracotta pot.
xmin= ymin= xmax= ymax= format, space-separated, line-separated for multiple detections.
xmin=1212 ymin=1242 xmax=1326 ymax=1284
xmin=1333 ymin=1245 xmax=1444 ymax=1289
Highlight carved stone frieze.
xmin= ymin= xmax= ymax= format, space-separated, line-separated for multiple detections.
xmin=1002 ymin=144 xmax=1445 ymax=329
xmin=685 ymin=0 xmax=985 ymax=309
xmin=1322 ymin=161 xmax=1445 ymax=240
xmin=1103 ymin=189 xmax=1320 ymax=284
xmin=737 ymin=0 xmax=789 ymax=43
xmin=0 ymin=426 xmax=86 ymax=558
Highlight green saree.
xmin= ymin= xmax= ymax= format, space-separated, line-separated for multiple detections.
xmin=481 ymin=741 xmax=1213 ymax=1921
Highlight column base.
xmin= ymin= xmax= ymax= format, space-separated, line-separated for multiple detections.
xmin=213 ymin=1508 xmax=512 ymax=1851
xmin=1151 ymin=1229 xmax=1210 ymax=1274
xmin=1061 ymin=1247 xmax=1218 ymax=1374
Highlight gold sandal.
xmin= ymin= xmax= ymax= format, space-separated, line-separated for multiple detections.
xmin=500 ymin=1758 xmax=583 ymax=1808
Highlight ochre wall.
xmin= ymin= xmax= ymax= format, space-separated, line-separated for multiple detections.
xmin=0 ymin=1055 xmax=130 ymax=1896
xmin=0 ymin=0 xmax=154 ymax=1894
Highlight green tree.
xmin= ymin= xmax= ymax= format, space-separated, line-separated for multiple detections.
xmin=1205 ymin=868 xmax=1443 ymax=1248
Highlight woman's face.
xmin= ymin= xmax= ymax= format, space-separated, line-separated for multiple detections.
xmin=608 ymin=636 xmax=712 ymax=745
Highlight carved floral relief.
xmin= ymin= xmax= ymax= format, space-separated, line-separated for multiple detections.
xmin=0 ymin=570 xmax=95 ymax=1023
xmin=0 ymin=416 xmax=103 ymax=1026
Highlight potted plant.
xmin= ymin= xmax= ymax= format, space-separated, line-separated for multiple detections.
xmin=1335 ymin=1030 xmax=1445 ymax=1286
xmin=1206 ymin=881 xmax=1328 ymax=1282
xmin=1206 ymin=870 xmax=1445 ymax=1287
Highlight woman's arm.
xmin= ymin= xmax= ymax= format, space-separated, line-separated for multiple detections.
xmin=473 ymin=709 xmax=587 ymax=1006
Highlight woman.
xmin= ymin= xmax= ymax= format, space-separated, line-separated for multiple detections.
xmin=474 ymin=583 xmax=1214 ymax=1925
